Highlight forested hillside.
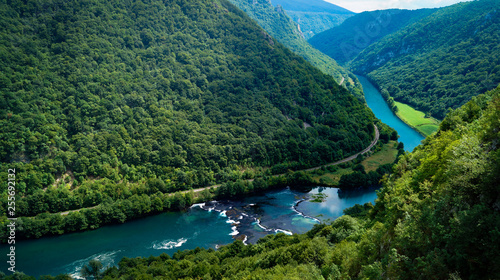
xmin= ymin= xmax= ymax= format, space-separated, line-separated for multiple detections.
xmin=349 ymin=0 xmax=500 ymax=119
xmin=228 ymin=0 xmax=364 ymax=100
xmin=24 ymin=85 xmax=498 ymax=280
xmin=0 ymin=0 xmax=375 ymax=235
xmin=269 ymin=0 xmax=354 ymax=39
xmin=309 ymin=8 xmax=436 ymax=64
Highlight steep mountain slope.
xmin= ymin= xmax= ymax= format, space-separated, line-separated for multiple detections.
xmin=309 ymin=9 xmax=436 ymax=64
xmin=0 ymin=0 xmax=375 ymax=231
xmin=37 ymin=86 xmax=500 ymax=280
xmin=270 ymin=0 xmax=354 ymax=39
xmin=349 ymin=0 xmax=500 ymax=119
xmin=228 ymin=0 xmax=364 ymax=100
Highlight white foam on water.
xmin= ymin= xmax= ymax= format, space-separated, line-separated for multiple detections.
xmin=226 ymin=218 xmax=239 ymax=224
xmin=219 ymin=210 xmax=227 ymax=217
xmin=152 ymin=238 xmax=188 ymax=250
xmin=253 ymin=218 xmax=294 ymax=236
xmin=275 ymin=229 xmax=293 ymax=235
xmin=254 ymin=219 xmax=273 ymax=232
xmin=242 ymin=235 xmax=248 ymax=245
xmin=66 ymin=250 xmax=122 ymax=279
xmin=229 ymin=226 xmax=239 ymax=236
xmin=190 ymin=202 xmax=205 ymax=208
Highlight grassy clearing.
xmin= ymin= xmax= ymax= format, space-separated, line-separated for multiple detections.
xmin=310 ymin=141 xmax=399 ymax=186
xmin=310 ymin=168 xmax=353 ymax=186
xmin=394 ymin=101 xmax=440 ymax=136
xmin=361 ymin=141 xmax=398 ymax=172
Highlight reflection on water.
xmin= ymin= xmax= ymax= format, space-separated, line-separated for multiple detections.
xmin=194 ymin=187 xmax=378 ymax=244
xmin=297 ymin=187 xmax=378 ymax=222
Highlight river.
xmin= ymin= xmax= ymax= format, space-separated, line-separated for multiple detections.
xmin=2 ymin=187 xmax=377 ymax=278
xmin=1 ymin=77 xmax=423 ymax=278
xmin=357 ymin=75 xmax=425 ymax=151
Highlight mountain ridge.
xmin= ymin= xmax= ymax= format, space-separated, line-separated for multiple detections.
xmin=270 ymin=0 xmax=353 ymax=14
xmin=309 ymin=8 xmax=437 ymax=64
xmin=228 ymin=0 xmax=365 ymax=100
xmin=268 ymin=0 xmax=355 ymax=39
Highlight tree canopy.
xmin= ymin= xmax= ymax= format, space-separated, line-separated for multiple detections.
xmin=0 ymin=0 xmax=375 ymax=237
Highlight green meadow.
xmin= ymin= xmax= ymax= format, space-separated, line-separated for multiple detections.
xmin=394 ymin=101 xmax=440 ymax=136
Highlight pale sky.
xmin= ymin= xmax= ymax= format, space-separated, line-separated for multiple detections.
xmin=326 ymin=0 xmax=474 ymax=13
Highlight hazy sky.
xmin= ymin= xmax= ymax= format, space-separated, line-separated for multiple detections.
xmin=326 ymin=0 xmax=474 ymax=13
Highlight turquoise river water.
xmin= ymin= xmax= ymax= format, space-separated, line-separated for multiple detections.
xmin=2 ymin=187 xmax=377 ymax=278
xmin=357 ymin=75 xmax=425 ymax=151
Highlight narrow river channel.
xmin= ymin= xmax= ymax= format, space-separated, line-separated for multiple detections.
xmin=357 ymin=75 xmax=425 ymax=151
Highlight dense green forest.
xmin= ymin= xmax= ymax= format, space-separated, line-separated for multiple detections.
xmin=348 ymin=0 xmax=500 ymax=119
xmin=269 ymin=0 xmax=354 ymax=39
xmin=0 ymin=0 xmax=376 ymax=237
xmin=8 ymin=85 xmax=497 ymax=279
xmin=228 ymin=0 xmax=364 ymax=100
xmin=309 ymin=8 xmax=436 ymax=64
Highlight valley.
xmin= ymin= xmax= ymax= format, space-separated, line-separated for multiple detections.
xmin=0 ymin=0 xmax=499 ymax=279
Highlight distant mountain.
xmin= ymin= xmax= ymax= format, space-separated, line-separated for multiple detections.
xmin=270 ymin=0 xmax=355 ymax=39
xmin=349 ymin=0 xmax=500 ymax=119
xmin=309 ymin=9 xmax=436 ymax=64
xmin=229 ymin=0 xmax=364 ymax=100
xmin=271 ymin=0 xmax=352 ymax=14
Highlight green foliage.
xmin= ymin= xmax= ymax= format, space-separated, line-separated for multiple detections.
xmin=0 ymin=272 xmax=36 ymax=280
xmin=348 ymin=0 xmax=500 ymax=119
xmin=343 ymin=202 xmax=374 ymax=218
xmin=0 ymin=0 xmax=375 ymax=234
xmin=338 ymin=161 xmax=394 ymax=190
xmin=81 ymin=259 xmax=103 ymax=280
xmin=370 ymin=85 xmax=500 ymax=278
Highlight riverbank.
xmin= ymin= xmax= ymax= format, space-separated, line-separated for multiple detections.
xmin=357 ymin=75 xmax=425 ymax=152
xmin=357 ymin=75 xmax=439 ymax=137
